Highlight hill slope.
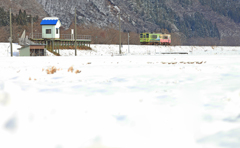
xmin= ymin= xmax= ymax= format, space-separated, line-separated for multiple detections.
xmin=1 ymin=0 xmax=240 ymax=45
xmin=0 ymin=0 xmax=47 ymax=17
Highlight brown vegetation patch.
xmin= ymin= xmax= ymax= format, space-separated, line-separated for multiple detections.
xmin=46 ymin=66 xmax=57 ymax=74
xmin=68 ymin=66 xmax=74 ymax=73
xmin=75 ymin=70 xmax=81 ymax=74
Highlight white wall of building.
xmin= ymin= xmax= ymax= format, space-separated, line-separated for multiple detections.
xmin=41 ymin=17 xmax=61 ymax=39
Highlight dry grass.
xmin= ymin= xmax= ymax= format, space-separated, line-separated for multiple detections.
xmin=46 ymin=66 xmax=57 ymax=74
xmin=42 ymin=66 xmax=81 ymax=75
xmin=75 ymin=70 xmax=81 ymax=74
xmin=68 ymin=66 xmax=74 ymax=73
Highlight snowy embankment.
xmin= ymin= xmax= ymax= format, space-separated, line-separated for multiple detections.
xmin=1 ymin=42 xmax=240 ymax=148
xmin=0 ymin=43 xmax=21 ymax=57
xmin=59 ymin=44 xmax=240 ymax=56
xmin=0 ymin=43 xmax=54 ymax=57
xmin=1 ymin=42 xmax=240 ymax=56
xmin=90 ymin=44 xmax=240 ymax=55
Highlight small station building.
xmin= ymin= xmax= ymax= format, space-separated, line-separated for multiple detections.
xmin=40 ymin=17 xmax=61 ymax=39
xmin=19 ymin=44 xmax=46 ymax=56
xmin=30 ymin=17 xmax=91 ymax=51
xmin=19 ymin=17 xmax=91 ymax=56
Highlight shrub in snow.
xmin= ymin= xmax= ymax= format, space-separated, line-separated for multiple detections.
xmin=68 ymin=66 xmax=74 ymax=73
xmin=75 ymin=70 xmax=81 ymax=74
xmin=46 ymin=66 xmax=57 ymax=74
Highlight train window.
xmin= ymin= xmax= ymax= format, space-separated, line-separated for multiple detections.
xmin=144 ymin=35 xmax=145 ymax=38
xmin=164 ymin=36 xmax=168 ymax=39
xmin=146 ymin=34 xmax=149 ymax=38
xmin=151 ymin=35 xmax=157 ymax=39
xmin=140 ymin=34 xmax=143 ymax=38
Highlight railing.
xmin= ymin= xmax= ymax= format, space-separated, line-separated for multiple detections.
xmin=60 ymin=34 xmax=91 ymax=41
xmin=29 ymin=33 xmax=91 ymax=41
xmin=30 ymin=33 xmax=42 ymax=39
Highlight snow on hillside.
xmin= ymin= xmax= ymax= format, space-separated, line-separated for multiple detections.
xmin=1 ymin=43 xmax=240 ymax=148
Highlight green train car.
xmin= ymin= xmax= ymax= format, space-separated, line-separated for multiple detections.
xmin=140 ymin=33 xmax=171 ymax=45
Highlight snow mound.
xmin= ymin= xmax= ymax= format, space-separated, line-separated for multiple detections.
xmin=0 ymin=43 xmax=21 ymax=57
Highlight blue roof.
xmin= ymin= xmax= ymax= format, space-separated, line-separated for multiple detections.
xmin=40 ymin=19 xmax=58 ymax=25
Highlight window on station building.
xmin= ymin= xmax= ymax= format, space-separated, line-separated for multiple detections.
xmin=46 ymin=29 xmax=51 ymax=34
xmin=56 ymin=28 xmax=59 ymax=34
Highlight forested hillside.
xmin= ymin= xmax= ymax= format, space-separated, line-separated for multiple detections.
xmin=1 ymin=0 xmax=240 ymax=45
xmin=0 ymin=7 xmax=40 ymax=42
xmin=0 ymin=8 xmax=38 ymax=27
xmin=199 ymin=0 xmax=240 ymax=23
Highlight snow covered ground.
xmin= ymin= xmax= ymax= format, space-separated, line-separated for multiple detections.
xmin=1 ymin=43 xmax=240 ymax=56
xmin=58 ymin=45 xmax=240 ymax=56
xmin=0 ymin=43 xmax=55 ymax=57
xmin=1 ymin=43 xmax=240 ymax=148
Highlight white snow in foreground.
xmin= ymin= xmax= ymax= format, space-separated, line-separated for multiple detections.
xmin=1 ymin=43 xmax=240 ymax=148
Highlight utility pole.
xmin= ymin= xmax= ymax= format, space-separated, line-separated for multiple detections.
xmin=27 ymin=15 xmax=33 ymax=39
xmin=128 ymin=32 xmax=130 ymax=54
xmin=31 ymin=17 xmax=33 ymax=39
xmin=52 ymin=40 xmax=54 ymax=52
xmin=75 ymin=8 xmax=77 ymax=56
xmin=10 ymin=4 xmax=13 ymax=57
xmin=119 ymin=13 xmax=121 ymax=55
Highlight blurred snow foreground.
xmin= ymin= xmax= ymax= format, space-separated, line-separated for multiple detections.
xmin=1 ymin=43 xmax=240 ymax=148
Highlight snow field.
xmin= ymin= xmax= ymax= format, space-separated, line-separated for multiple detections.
xmin=2 ymin=42 xmax=240 ymax=57
xmin=1 ymin=55 xmax=240 ymax=148
xmin=57 ymin=45 xmax=240 ymax=56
